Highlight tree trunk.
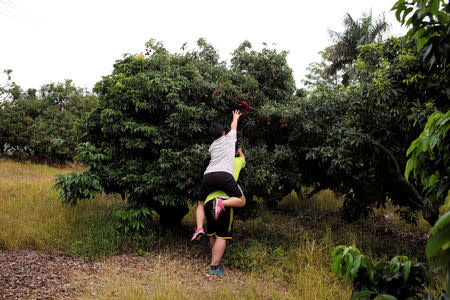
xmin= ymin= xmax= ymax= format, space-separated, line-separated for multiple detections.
xmin=154 ymin=204 xmax=189 ymax=228
xmin=366 ymin=136 xmax=441 ymax=226
xmin=366 ymin=137 xmax=425 ymax=208
xmin=422 ymin=203 xmax=439 ymax=226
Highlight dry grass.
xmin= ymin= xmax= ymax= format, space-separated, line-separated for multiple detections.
xmin=279 ymin=189 xmax=342 ymax=213
xmin=72 ymin=246 xmax=350 ymax=300
xmin=0 ymin=160 xmax=352 ymax=299
xmin=280 ymin=187 xmax=432 ymax=236
xmin=0 ymin=159 xmax=124 ymax=254
xmin=1 ymin=159 xmax=437 ymax=299
xmin=0 ymin=160 xmax=72 ymax=250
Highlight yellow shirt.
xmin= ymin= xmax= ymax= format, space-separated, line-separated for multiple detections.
xmin=204 ymin=157 xmax=246 ymax=204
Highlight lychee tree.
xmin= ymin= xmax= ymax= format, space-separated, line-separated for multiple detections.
xmin=55 ymin=39 xmax=300 ymax=226
xmin=281 ymin=36 xmax=449 ymax=225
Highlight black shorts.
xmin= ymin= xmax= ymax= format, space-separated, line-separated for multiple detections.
xmin=198 ymin=172 xmax=243 ymax=202
xmin=205 ymin=198 xmax=234 ymax=239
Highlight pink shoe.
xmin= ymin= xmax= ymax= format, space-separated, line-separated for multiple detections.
xmin=212 ymin=198 xmax=225 ymax=220
xmin=191 ymin=227 xmax=205 ymax=241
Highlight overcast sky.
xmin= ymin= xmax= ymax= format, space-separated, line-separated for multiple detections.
xmin=0 ymin=0 xmax=407 ymax=91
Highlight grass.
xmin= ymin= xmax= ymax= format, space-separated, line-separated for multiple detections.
xmin=0 ymin=159 xmax=443 ymax=299
xmin=74 ymin=254 xmax=350 ymax=300
xmin=279 ymin=188 xmax=343 ymax=212
xmin=0 ymin=159 xmax=130 ymax=258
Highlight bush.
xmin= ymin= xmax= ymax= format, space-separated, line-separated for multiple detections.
xmin=331 ymin=245 xmax=431 ymax=299
xmin=0 ymin=79 xmax=97 ymax=162
xmin=55 ymin=39 xmax=300 ymax=226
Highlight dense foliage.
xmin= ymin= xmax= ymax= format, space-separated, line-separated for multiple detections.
xmin=55 ymin=39 xmax=300 ymax=225
xmin=393 ymin=0 xmax=450 ymax=69
xmin=288 ymin=0 xmax=449 ymax=224
xmin=406 ymin=110 xmax=450 ymax=297
xmin=331 ymin=245 xmax=444 ymax=300
xmin=0 ymin=77 xmax=97 ymax=162
xmin=406 ymin=111 xmax=450 ymax=212
xmin=55 ymin=8 xmax=449 ymax=227
xmin=284 ymin=34 xmax=448 ymax=225
xmin=331 ymin=2 xmax=450 ymax=298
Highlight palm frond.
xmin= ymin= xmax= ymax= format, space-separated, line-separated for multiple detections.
xmin=326 ymin=11 xmax=390 ymax=76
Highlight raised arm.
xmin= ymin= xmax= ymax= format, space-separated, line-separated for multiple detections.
xmin=230 ymin=110 xmax=243 ymax=132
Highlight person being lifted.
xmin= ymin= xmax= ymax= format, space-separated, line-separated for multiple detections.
xmin=192 ymin=110 xmax=246 ymax=240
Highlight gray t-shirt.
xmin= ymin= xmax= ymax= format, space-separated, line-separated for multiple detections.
xmin=204 ymin=130 xmax=237 ymax=176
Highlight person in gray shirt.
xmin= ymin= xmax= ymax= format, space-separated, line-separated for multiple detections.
xmin=193 ymin=110 xmax=246 ymax=241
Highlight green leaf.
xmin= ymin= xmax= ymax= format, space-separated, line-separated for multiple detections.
xmin=436 ymin=248 xmax=450 ymax=266
xmin=429 ymin=211 xmax=450 ymax=235
xmin=406 ymin=138 xmax=418 ymax=156
xmin=392 ymin=0 xmax=405 ymax=19
xmin=361 ymin=256 xmax=374 ymax=270
xmin=404 ymin=7 xmax=414 ymax=19
xmin=331 ymin=255 xmax=343 ymax=275
xmin=429 ymin=0 xmax=440 ymax=16
xmin=402 ymin=261 xmax=411 ymax=284
xmin=417 ymin=7 xmax=428 ymax=20
xmin=351 ymin=290 xmax=376 ymax=300
xmin=405 ymin=159 xmax=417 ymax=181
xmin=424 ymin=171 xmax=440 ymax=192
xmin=379 ymin=294 xmax=398 ymax=300
xmin=331 ymin=245 xmax=345 ymax=257
xmin=394 ymin=6 xmax=403 ymax=22
xmin=417 ymin=37 xmax=429 ymax=53
xmin=426 ymin=223 xmax=450 ymax=259
xmin=436 ymin=11 xmax=449 ymax=23
xmin=350 ymin=255 xmax=362 ymax=280
xmin=345 ymin=252 xmax=354 ymax=274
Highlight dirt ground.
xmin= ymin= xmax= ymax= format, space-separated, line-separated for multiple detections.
xmin=0 ymin=249 xmax=98 ymax=299
xmin=0 ymin=249 xmax=252 ymax=300
xmin=0 ymin=215 xmax=429 ymax=299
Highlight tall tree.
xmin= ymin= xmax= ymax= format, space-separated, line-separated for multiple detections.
xmin=397 ymin=0 xmax=450 ymax=222
xmin=0 ymin=79 xmax=97 ymax=161
xmin=290 ymin=35 xmax=449 ymax=225
xmin=325 ymin=11 xmax=389 ymax=86
xmin=54 ymin=39 xmax=299 ymax=226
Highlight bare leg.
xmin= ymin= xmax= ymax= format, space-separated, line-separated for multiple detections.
xmin=222 ymin=195 xmax=246 ymax=208
xmin=195 ymin=201 xmax=205 ymax=229
xmin=209 ymin=236 xmax=215 ymax=249
xmin=210 ymin=237 xmax=227 ymax=266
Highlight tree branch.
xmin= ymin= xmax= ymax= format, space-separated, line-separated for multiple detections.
xmin=366 ymin=136 xmax=425 ymax=208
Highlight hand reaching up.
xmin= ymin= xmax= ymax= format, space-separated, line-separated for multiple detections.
xmin=232 ymin=110 xmax=243 ymax=120
xmin=230 ymin=110 xmax=243 ymax=131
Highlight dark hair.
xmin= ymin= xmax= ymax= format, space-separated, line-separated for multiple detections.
xmin=208 ymin=123 xmax=224 ymax=140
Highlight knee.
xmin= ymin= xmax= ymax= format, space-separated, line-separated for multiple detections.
xmin=240 ymin=195 xmax=246 ymax=207
xmin=196 ymin=201 xmax=204 ymax=211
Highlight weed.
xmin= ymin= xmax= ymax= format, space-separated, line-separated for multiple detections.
xmin=115 ymin=207 xmax=152 ymax=234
